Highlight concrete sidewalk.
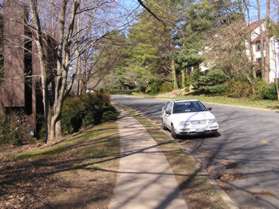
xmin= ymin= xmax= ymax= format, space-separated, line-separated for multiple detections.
xmin=109 ymin=113 xmax=188 ymax=209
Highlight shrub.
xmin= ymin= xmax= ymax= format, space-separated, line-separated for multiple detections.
xmin=61 ymin=92 xmax=119 ymax=134
xmin=102 ymin=105 xmax=119 ymax=122
xmin=255 ymin=81 xmax=277 ymax=100
xmin=227 ymin=80 xmax=253 ymax=98
xmin=159 ymin=81 xmax=173 ymax=93
xmin=61 ymin=97 xmax=85 ymax=134
xmin=192 ymin=68 xmax=228 ymax=95
xmin=0 ymin=114 xmax=31 ymax=146
xmin=146 ymin=79 xmax=162 ymax=95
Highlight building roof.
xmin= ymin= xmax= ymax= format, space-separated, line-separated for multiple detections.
xmin=251 ymin=32 xmax=267 ymax=43
xmin=247 ymin=20 xmax=264 ymax=32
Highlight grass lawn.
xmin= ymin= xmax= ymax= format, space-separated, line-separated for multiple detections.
xmin=122 ymin=106 xmax=238 ymax=209
xmin=135 ymin=92 xmax=279 ymax=110
xmin=0 ymin=122 xmax=120 ymax=209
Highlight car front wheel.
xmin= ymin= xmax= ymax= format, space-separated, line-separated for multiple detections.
xmin=161 ymin=119 xmax=168 ymax=130
xmin=171 ymin=124 xmax=178 ymax=139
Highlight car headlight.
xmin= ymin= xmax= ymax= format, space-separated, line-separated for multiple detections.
xmin=208 ymin=119 xmax=217 ymax=124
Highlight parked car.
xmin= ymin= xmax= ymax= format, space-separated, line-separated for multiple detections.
xmin=161 ymin=100 xmax=219 ymax=138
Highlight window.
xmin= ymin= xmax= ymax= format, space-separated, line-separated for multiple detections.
xmin=166 ymin=102 xmax=172 ymax=113
xmin=173 ymin=101 xmax=207 ymax=114
xmin=163 ymin=102 xmax=169 ymax=110
xmin=255 ymin=41 xmax=261 ymax=51
xmin=256 ymin=58 xmax=262 ymax=65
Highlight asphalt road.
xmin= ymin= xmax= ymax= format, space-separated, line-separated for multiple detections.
xmin=112 ymin=95 xmax=279 ymax=209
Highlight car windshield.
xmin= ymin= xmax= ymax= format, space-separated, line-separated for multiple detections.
xmin=173 ymin=101 xmax=207 ymax=114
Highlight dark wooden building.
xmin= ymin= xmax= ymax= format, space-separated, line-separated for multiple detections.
xmin=0 ymin=0 xmax=56 ymax=136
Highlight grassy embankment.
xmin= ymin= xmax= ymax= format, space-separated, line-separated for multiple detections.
xmin=134 ymin=92 xmax=279 ymax=110
xmin=0 ymin=122 xmax=120 ymax=209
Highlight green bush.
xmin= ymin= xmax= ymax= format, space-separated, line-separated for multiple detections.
xmin=61 ymin=97 xmax=85 ymax=134
xmin=159 ymin=81 xmax=173 ymax=93
xmin=255 ymin=81 xmax=277 ymax=100
xmin=61 ymin=92 xmax=119 ymax=134
xmin=102 ymin=106 xmax=119 ymax=122
xmin=192 ymin=68 xmax=228 ymax=95
xmin=0 ymin=114 xmax=31 ymax=146
xmin=146 ymin=79 xmax=162 ymax=95
xmin=227 ymin=80 xmax=253 ymax=98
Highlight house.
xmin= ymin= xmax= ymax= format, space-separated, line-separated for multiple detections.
xmin=0 ymin=0 xmax=56 ymax=137
xmin=199 ymin=20 xmax=279 ymax=84
xmin=245 ymin=20 xmax=279 ymax=83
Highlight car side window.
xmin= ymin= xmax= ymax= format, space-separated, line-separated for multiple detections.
xmin=166 ymin=102 xmax=172 ymax=113
xmin=163 ymin=102 xmax=169 ymax=111
xmin=169 ymin=102 xmax=173 ymax=113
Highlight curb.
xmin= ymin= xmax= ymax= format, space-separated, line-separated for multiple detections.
xmin=204 ymin=101 xmax=276 ymax=112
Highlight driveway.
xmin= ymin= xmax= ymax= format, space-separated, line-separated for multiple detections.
xmin=112 ymin=95 xmax=279 ymax=209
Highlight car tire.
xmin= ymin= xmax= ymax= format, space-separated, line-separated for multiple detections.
xmin=171 ymin=124 xmax=178 ymax=139
xmin=161 ymin=119 xmax=167 ymax=130
xmin=211 ymin=130 xmax=219 ymax=137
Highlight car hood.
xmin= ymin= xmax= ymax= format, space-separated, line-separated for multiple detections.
xmin=171 ymin=111 xmax=215 ymax=122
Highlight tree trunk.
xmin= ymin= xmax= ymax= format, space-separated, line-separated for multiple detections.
xmin=264 ymin=0 xmax=271 ymax=83
xmin=247 ymin=35 xmax=256 ymax=79
xmin=181 ymin=69 xmax=186 ymax=89
xmin=48 ymin=102 xmax=63 ymax=141
xmin=30 ymin=0 xmax=49 ymax=143
xmin=47 ymin=0 xmax=80 ymax=142
xmin=48 ymin=117 xmax=62 ymax=140
xmin=75 ymin=15 xmax=82 ymax=96
xmin=76 ymin=55 xmax=81 ymax=95
xmin=256 ymin=0 xmax=265 ymax=79
xmin=171 ymin=59 xmax=178 ymax=90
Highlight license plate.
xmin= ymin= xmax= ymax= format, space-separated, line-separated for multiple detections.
xmin=195 ymin=128 xmax=205 ymax=132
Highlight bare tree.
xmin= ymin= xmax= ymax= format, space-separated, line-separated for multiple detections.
xmin=30 ymin=0 xmax=50 ymax=141
xmin=29 ymin=0 xmax=123 ymax=142
xmin=243 ymin=0 xmax=257 ymax=82
xmin=264 ymin=0 xmax=271 ymax=82
xmin=274 ymin=0 xmax=279 ymax=100
xmin=206 ymin=18 xmax=257 ymax=90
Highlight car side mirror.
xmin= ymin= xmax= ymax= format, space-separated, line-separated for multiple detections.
xmin=166 ymin=110 xmax=171 ymax=115
xmin=208 ymin=107 xmax=212 ymax=111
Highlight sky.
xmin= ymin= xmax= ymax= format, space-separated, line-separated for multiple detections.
xmin=120 ymin=0 xmax=139 ymax=8
xmin=118 ymin=0 xmax=278 ymax=23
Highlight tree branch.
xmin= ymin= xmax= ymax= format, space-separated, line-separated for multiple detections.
xmin=137 ymin=0 xmax=166 ymax=27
